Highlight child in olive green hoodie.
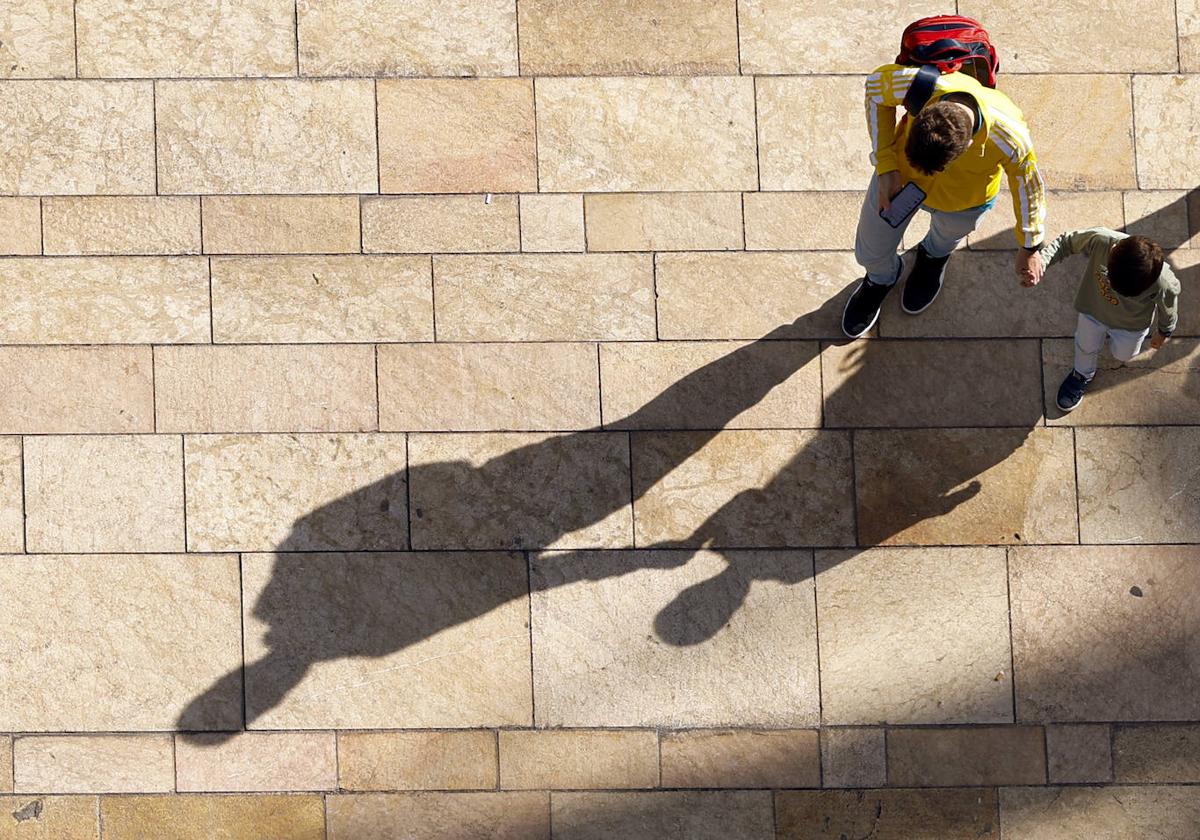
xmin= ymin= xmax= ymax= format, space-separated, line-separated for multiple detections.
xmin=1035 ymin=228 xmax=1180 ymax=412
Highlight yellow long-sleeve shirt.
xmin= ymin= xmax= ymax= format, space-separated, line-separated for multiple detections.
xmin=865 ymin=63 xmax=1046 ymax=248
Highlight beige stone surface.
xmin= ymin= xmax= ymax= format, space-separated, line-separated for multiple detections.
xmin=1184 ymin=0 xmax=1200 ymax=71
xmin=175 ymin=732 xmax=337 ymax=792
xmin=0 ymin=257 xmax=210 ymax=344
xmin=362 ymin=195 xmax=519 ymax=254
xmin=434 ymin=254 xmax=654 ymax=341
xmin=519 ymin=194 xmax=584 ymax=252
xmin=660 ymin=729 xmax=820 ymax=789
xmin=379 ymin=343 xmax=599 ymax=432
xmin=0 ymin=796 xmax=99 ymax=839
xmin=378 ymin=79 xmax=535 ymax=194
xmin=969 ymin=190 xmax=1126 ymax=250
xmin=0 ymin=553 xmax=240 ymax=731
xmin=655 ymin=252 xmax=862 ymax=340
xmin=1114 ymin=724 xmax=1200 ymax=782
xmin=780 ymin=790 xmax=999 ymax=838
xmin=1010 ymin=545 xmax=1200 ymax=721
xmin=824 ymin=339 xmax=1043 ymax=427
xmin=500 ymin=730 xmax=658 ymax=790
xmin=408 ymin=432 xmax=631 ymax=550
xmin=889 ymin=726 xmax=1046 ymax=786
xmin=0 ymin=198 xmax=42 ymax=255
xmin=758 ymin=76 xmax=871 ymax=191
xmin=1077 ymin=427 xmax=1200 ymax=543
xmin=76 ymin=0 xmax=295 ymax=77
xmin=202 ymin=196 xmax=361 ymax=255
xmin=157 ymin=80 xmax=377 ymax=195
xmin=819 ymin=728 xmax=886 ymax=788
xmin=1171 ymin=251 xmax=1200 ymax=332
xmin=0 ymin=439 xmax=20 ymax=554
xmin=879 ymin=251 xmax=1080 ymax=338
xmin=1134 ymin=76 xmax=1200 ymax=190
xmin=1124 ymin=190 xmax=1192 ymax=250
xmin=338 ymin=731 xmax=498 ymax=792
xmin=531 ymin=550 xmax=820 ymax=727
xmin=536 ymin=77 xmax=756 ymax=192
xmin=1044 ymin=339 xmax=1200 ymax=425
xmin=155 ymin=345 xmax=376 ymax=433
xmin=0 ymin=81 xmax=154 ymax=194
xmin=0 ymin=0 xmax=75 ymax=77
xmin=242 ymin=552 xmax=532 ymax=729
xmin=1000 ymin=786 xmax=1200 ymax=839
xmin=552 ymin=791 xmax=773 ymax=840
xmin=738 ymin=0 xmax=948 ymax=73
xmin=998 ymin=75 xmax=1136 ymax=190
xmin=297 ymin=0 xmax=517 ymax=76
xmin=816 ymin=548 xmax=1012 ymax=725
xmin=854 ymin=428 xmax=1078 ymax=546
xmin=600 ymin=341 xmax=821 ymax=430
xmin=43 ymin=197 xmax=200 ymax=256
xmin=211 ymin=256 xmax=433 ymax=343
xmin=100 ymin=795 xmax=325 ymax=840
xmin=960 ymin=0 xmax=1177 ymax=71
xmin=13 ymin=736 xmax=173 ymax=794
xmin=518 ymin=0 xmax=737 ymax=75
xmin=585 ymin=193 xmax=743 ymax=251
xmin=24 ymin=435 xmax=184 ymax=553
xmin=185 ymin=434 xmax=407 ymax=552
xmin=743 ymin=192 xmax=864 ymax=251
xmin=327 ymin=793 xmax=549 ymax=840
xmin=0 ymin=347 xmax=153 ymax=434
xmin=1047 ymin=724 xmax=1111 ymax=784
xmin=0 ymin=737 xmax=10 ymax=793
xmin=633 ymin=431 xmax=855 ymax=547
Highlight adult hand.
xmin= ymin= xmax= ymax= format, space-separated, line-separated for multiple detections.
xmin=878 ymin=170 xmax=903 ymax=212
xmin=1151 ymin=332 xmax=1170 ymax=349
xmin=1017 ymin=248 xmax=1043 ymax=287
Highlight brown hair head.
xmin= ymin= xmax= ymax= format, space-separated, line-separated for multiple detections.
xmin=905 ymin=100 xmax=975 ymax=175
xmin=1108 ymin=235 xmax=1164 ymax=297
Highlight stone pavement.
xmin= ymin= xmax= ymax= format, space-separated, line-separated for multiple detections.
xmin=1 ymin=1 xmax=1199 ymax=837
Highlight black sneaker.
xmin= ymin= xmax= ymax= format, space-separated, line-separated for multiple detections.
xmin=841 ymin=277 xmax=892 ymax=339
xmin=901 ymin=243 xmax=951 ymax=314
xmin=1056 ymin=369 xmax=1091 ymax=413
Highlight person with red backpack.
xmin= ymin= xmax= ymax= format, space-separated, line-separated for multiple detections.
xmin=842 ymin=16 xmax=1048 ymax=339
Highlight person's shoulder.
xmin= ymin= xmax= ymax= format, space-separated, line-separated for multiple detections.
xmin=1159 ymin=260 xmax=1182 ymax=293
xmin=867 ymin=62 xmax=913 ymax=82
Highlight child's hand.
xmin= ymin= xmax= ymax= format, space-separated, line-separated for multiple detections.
xmin=1151 ymin=332 xmax=1170 ymax=349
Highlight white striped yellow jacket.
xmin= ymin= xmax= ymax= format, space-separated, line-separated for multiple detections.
xmin=865 ymin=63 xmax=1047 ymax=248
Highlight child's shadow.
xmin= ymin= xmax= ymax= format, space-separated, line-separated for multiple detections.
xmin=178 ymin=194 xmax=1198 ymax=739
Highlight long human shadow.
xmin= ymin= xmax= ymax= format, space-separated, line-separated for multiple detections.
xmin=179 ymin=191 xmax=1197 ymax=740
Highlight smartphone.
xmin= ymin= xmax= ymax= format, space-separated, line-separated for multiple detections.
xmin=879 ymin=181 xmax=927 ymax=228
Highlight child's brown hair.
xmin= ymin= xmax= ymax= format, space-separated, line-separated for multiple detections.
xmin=1108 ymin=235 xmax=1164 ymax=297
xmin=905 ymin=100 xmax=974 ymax=174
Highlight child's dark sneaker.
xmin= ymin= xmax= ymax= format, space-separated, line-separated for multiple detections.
xmin=841 ymin=277 xmax=893 ymax=339
xmin=901 ymin=243 xmax=951 ymax=314
xmin=1056 ymin=369 xmax=1091 ymax=413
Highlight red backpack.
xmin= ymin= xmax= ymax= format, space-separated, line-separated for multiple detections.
xmin=896 ymin=15 xmax=999 ymax=113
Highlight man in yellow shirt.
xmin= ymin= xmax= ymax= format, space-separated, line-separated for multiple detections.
xmin=842 ymin=63 xmax=1048 ymax=339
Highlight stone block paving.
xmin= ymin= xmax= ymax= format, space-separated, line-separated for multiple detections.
xmin=0 ymin=1 xmax=1198 ymax=837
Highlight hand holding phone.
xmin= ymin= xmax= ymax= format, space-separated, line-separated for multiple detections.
xmin=879 ymin=182 xmax=926 ymax=228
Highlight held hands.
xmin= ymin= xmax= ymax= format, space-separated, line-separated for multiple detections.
xmin=1017 ymin=248 xmax=1044 ymax=287
xmin=1151 ymin=332 xmax=1170 ymax=350
xmin=878 ymin=170 xmax=903 ymax=212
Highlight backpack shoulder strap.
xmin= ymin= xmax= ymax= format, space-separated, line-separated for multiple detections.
xmin=902 ymin=64 xmax=942 ymax=113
